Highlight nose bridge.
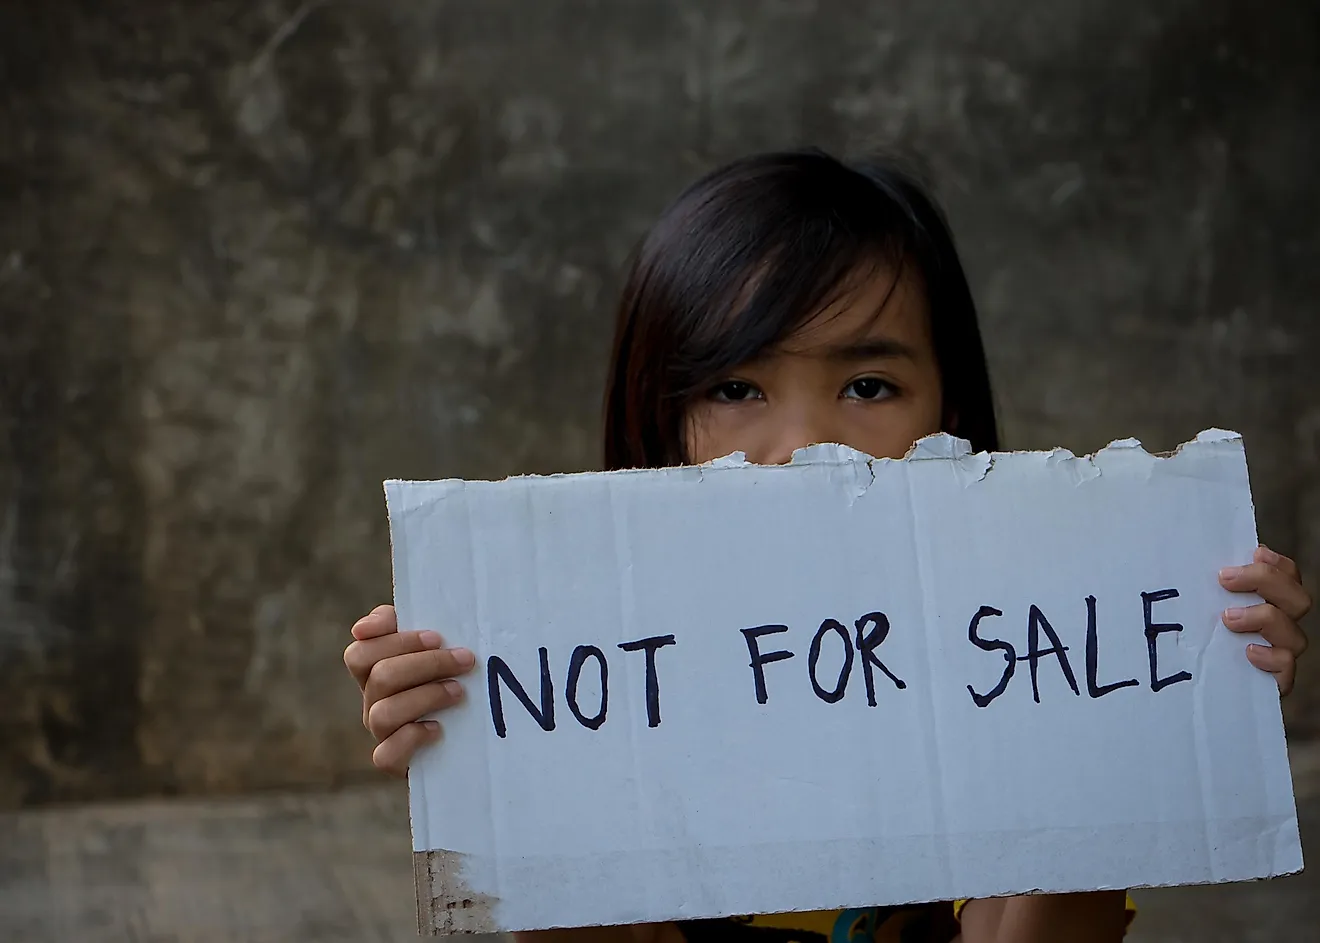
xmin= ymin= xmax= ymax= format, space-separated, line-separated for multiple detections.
xmin=764 ymin=398 xmax=838 ymax=465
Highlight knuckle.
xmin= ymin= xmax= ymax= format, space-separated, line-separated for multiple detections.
xmin=430 ymin=649 xmax=461 ymax=677
xmin=429 ymin=680 xmax=460 ymax=709
xmin=424 ymin=650 xmax=450 ymax=676
xmin=1265 ymin=603 xmax=1290 ymax=627
xmin=364 ymin=658 xmax=402 ymax=701
xmin=366 ymin=699 xmax=394 ymax=740
xmin=344 ymin=642 xmax=368 ymax=675
xmin=371 ymin=742 xmax=404 ymax=777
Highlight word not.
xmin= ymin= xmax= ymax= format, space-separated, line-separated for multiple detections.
xmin=967 ymin=589 xmax=1191 ymax=707
xmin=486 ymin=634 xmax=675 ymax=738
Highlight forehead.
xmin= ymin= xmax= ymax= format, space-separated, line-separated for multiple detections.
xmin=777 ymin=262 xmax=932 ymax=356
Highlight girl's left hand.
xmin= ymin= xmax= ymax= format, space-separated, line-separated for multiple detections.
xmin=1219 ymin=544 xmax=1311 ymax=696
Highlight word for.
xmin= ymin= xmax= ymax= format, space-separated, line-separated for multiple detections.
xmin=740 ymin=612 xmax=905 ymax=707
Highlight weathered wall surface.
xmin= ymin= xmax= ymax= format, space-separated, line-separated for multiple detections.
xmin=1 ymin=0 xmax=1317 ymax=808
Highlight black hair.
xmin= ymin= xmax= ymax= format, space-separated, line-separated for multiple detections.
xmin=603 ymin=148 xmax=998 ymax=469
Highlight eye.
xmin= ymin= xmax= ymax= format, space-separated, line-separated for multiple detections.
xmin=708 ymin=380 xmax=764 ymax=403
xmin=842 ymin=377 xmax=896 ymax=401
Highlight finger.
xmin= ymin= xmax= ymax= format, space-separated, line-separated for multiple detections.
xmin=372 ymin=721 xmax=442 ymax=777
xmin=345 ymin=630 xmax=445 ymax=690
xmin=364 ymin=646 xmax=477 ymax=703
xmin=1246 ymin=643 xmax=1296 ymax=697
xmin=351 ymin=605 xmax=398 ymax=641
xmin=367 ymin=680 xmax=466 ymax=742
xmin=1222 ymin=604 xmax=1309 ymax=656
xmin=1256 ymin=545 xmax=1301 ymax=584
xmin=1219 ymin=562 xmax=1312 ymax=622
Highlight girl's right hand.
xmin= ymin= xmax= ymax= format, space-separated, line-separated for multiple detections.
xmin=343 ymin=604 xmax=477 ymax=776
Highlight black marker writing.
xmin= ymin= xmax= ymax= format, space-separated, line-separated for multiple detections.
xmin=565 ymin=645 xmax=608 ymax=730
xmin=855 ymin=611 xmax=905 ymax=704
xmin=1143 ymin=588 xmax=1192 ymax=692
xmin=1084 ymin=594 xmax=1138 ymax=698
xmin=966 ymin=605 xmax=1015 ymax=708
xmin=1020 ymin=605 xmax=1080 ymax=703
xmin=617 ymin=634 xmax=677 ymax=727
xmin=741 ymin=624 xmax=795 ymax=705
xmin=487 ymin=648 xmax=554 ymax=738
xmin=808 ymin=619 xmax=853 ymax=703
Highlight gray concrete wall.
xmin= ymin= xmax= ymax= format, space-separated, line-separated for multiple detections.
xmin=1 ymin=0 xmax=1317 ymax=808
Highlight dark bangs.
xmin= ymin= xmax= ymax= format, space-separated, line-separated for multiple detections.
xmin=603 ymin=149 xmax=998 ymax=470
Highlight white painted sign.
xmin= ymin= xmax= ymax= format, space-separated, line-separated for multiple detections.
xmin=387 ymin=431 xmax=1302 ymax=935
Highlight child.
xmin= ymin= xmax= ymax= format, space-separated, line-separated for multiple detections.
xmin=343 ymin=150 xmax=1312 ymax=943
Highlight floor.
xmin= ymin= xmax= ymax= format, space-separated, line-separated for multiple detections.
xmin=2 ymin=746 xmax=1318 ymax=942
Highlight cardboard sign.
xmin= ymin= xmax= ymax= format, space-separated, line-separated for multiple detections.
xmin=386 ymin=430 xmax=1303 ymax=935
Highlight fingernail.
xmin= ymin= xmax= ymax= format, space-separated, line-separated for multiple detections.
xmin=452 ymin=647 xmax=476 ymax=669
xmin=419 ymin=631 xmax=443 ymax=649
xmin=1219 ymin=566 xmax=1241 ymax=580
xmin=1259 ymin=546 xmax=1281 ymax=565
xmin=1223 ymin=607 xmax=1245 ymax=624
xmin=422 ymin=720 xmax=440 ymax=732
xmin=442 ymin=679 xmax=464 ymax=698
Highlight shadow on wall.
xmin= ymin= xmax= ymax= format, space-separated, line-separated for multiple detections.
xmin=0 ymin=0 xmax=1317 ymax=809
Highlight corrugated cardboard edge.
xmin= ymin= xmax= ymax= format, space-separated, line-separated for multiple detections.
xmin=415 ymin=849 xmax=498 ymax=935
xmin=383 ymin=429 xmax=1245 ymax=490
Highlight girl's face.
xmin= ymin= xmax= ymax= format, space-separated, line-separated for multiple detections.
xmin=684 ymin=266 xmax=945 ymax=465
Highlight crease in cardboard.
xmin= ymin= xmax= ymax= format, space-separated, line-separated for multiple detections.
xmin=465 ymin=483 xmax=505 ymax=913
xmin=1190 ymin=667 xmax=1219 ymax=880
xmin=606 ymin=472 xmax=658 ymax=920
xmin=901 ymin=458 xmax=957 ymax=892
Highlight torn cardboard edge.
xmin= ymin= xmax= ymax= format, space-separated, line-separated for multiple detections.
xmin=384 ymin=427 xmax=1245 ymax=493
xmin=414 ymin=850 xmax=498 ymax=936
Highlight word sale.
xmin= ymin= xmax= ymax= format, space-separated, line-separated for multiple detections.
xmin=484 ymin=589 xmax=1192 ymax=737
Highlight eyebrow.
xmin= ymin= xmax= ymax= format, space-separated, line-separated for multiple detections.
xmin=818 ymin=338 xmax=921 ymax=362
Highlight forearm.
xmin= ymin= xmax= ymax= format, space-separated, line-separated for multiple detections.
xmin=959 ymin=890 xmax=1127 ymax=943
